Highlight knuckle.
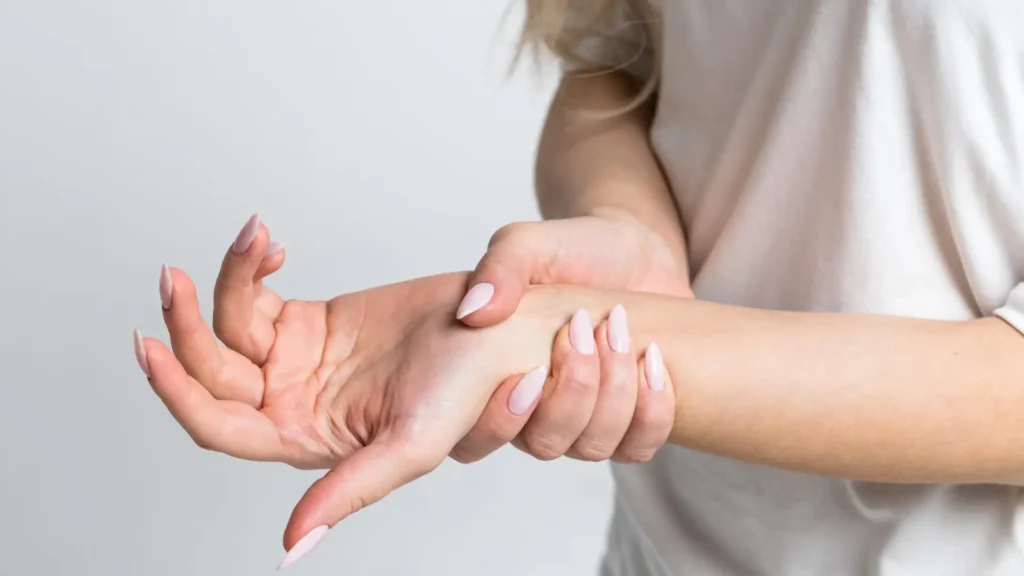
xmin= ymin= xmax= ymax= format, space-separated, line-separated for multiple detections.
xmin=478 ymin=413 xmax=520 ymax=444
xmin=521 ymin=432 xmax=566 ymax=462
xmin=449 ymin=431 xmax=501 ymax=465
xmin=448 ymin=447 xmax=475 ymax=465
xmin=488 ymin=222 xmax=533 ymax=249
xmin=614 ymin=448 xmax=657 ymax=464
xmin=347 ymin=494 xmax=370 ymax=517
xmin=572 ymin=438 xmax=615 ymax=462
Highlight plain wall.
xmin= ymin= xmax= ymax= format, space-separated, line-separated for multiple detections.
xmin=0 ymin=1 xmax=615 ymax=574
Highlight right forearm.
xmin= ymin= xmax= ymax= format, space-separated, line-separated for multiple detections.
xmin=509 ymin=283 xmax=1024 ymax=485
xmin=535 ymin=72 xmax=688 ymax=267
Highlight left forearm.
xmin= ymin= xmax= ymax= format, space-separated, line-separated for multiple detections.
xmin=516 ymin=286 xmax=1024 ymax=484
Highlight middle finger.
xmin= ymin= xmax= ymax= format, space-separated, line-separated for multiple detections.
xmin=515 ymin=309 xmax=600 ymax=461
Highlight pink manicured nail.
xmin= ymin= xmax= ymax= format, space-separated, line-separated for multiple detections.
xmin=456 ymin=283 xmax=494 ymax=320
xmin=608 ymin=305 xmax=630 ymax=353
xmin=278 ymin=525 xmax=329 ymax=570
xmin=266 ymin=241 xmax=284 ymax=257
xmin=645 ymin=342 xmax=664 ymax=391
xmin=508 ymin=366 xmax=548 ymax=416
xmin=133 ymin=329 xmax=151 ymax=378
xmin=569 ymin=309 xmax=596 ymax=355
xmin=232 ymin=213 xmax=260 ymax=255
xmin=159 ymin=264 xmax=173 ymax=310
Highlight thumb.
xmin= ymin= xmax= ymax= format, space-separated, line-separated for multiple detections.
xmin=278 ymin=441 xmax=439 ymax=569
xmin=457 ymin=222 xmax=553 ymax=328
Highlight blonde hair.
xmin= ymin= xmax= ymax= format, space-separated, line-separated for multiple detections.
xmin=516 ymin=0 xmax=660 ymax=111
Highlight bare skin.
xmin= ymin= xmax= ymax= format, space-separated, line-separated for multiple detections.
xmin=137 ymin=213 xmax=1024 ymax=569
xmin=455 ymin=72 xmax=692 ymax=464
xmin=136 ymin=218 xmax=675 ymax=558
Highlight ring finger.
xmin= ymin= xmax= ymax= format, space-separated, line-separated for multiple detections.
xmin=513 ymin=309 xmax=601 ymax=461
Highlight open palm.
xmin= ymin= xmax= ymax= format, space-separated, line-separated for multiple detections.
xmin=134 ymin=215 xmax=553 ymax=562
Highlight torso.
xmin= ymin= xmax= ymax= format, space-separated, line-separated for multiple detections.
xmin=605 ymin=1 xmax=1024 ymax=574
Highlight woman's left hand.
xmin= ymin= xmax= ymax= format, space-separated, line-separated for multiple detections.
xmin=449 ymin=213 xmax=685 ymax=465
xmin=451 ymin=302 xmax=676 ymax=465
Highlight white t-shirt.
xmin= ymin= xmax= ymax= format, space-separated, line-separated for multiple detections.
xmin=569 ymin=1 xmax=1024 ymax=575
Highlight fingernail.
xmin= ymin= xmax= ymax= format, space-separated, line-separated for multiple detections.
xmin=278 ymin=525 xmax=329 ymax=570
xmin=569 ymin=309 xmax=596 ymax=355
xmin=645 ymin=342 xmax=664 ymax=391
xmin=232 ymin=213 xmax=260 ymax=255
xmin=455 ymin=283 xmax=494 ymax=320
xmin=133 ymin=329 xmax=151 ymax=378
xmin=159 ymin=264 xmax=173 ymax=310
xmin=608 ymin=304 xmax=630 ymax=353
xmin=508 ymin=366 xmax=547 ymax=416
xmin=266 ymin=241 xmax=284 ymax=257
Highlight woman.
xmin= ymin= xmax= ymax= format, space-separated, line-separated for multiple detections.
xmin=134 ymin=1 xmax=1024 ymax=574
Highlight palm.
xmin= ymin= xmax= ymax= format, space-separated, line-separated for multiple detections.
xmin=138 ymin=220 xmax=553 ymax=557
xmin=198 ymin=271 xmax=490 ymax=471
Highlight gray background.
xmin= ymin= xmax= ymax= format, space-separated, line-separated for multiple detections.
xmin=0 ymin=1 xmax=614 ymax=574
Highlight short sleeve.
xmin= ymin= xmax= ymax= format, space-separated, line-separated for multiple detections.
xmin=559 ymin=0 xmax=656 ymax=82
xmin=993 ymin=283 xmax=1024 ymax=333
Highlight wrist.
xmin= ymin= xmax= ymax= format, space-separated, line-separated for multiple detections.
xmin=513 ymin=284 xmax=700 ymax=438
xmin=492 ymin=284 xmax=609 ymax=374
